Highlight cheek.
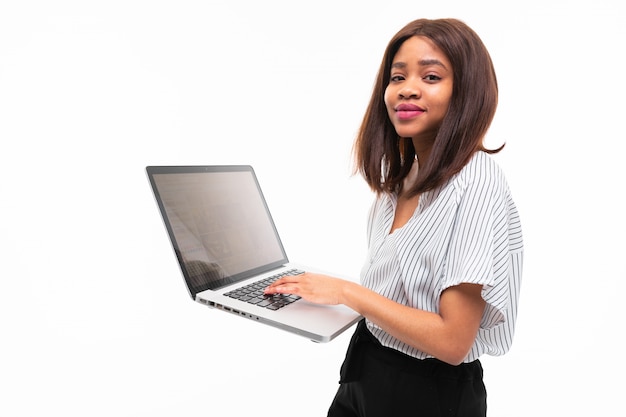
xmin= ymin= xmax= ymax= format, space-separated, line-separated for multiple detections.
xmin=437 ymin=85 xmax=453 ymax=111
xmin=383 ymin=87 xmax=394 ymax=114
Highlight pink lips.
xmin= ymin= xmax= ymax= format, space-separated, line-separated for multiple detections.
xmin=395 ymin=103 xmax=424 ymax=120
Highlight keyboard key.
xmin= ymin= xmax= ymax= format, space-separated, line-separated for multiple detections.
xmin=224 ymin=269 xmax=303 ymax=310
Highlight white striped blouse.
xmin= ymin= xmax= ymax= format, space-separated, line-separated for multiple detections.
xmin=361 ymin=151 xmax=524 ymax=362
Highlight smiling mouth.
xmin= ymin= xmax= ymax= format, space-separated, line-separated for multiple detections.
xmin=395 ymin=104 xmax=424 ymax=120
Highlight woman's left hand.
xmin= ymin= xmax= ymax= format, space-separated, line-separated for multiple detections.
xmin=263 ymin=272 xmax=348 ymax=305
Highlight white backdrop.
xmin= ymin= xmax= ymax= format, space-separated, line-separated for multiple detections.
xmin=1 ymin=1 xmax=624 ymax=415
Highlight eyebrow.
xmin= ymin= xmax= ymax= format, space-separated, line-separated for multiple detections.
xmin=391 ymin=59 xmax=449 ymax=70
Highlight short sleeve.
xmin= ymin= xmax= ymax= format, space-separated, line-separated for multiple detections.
xmin=441 ymin=155 xmax=524 ymax=331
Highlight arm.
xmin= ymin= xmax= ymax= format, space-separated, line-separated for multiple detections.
xmin=264 ymin=273 xmax=485 ymax=365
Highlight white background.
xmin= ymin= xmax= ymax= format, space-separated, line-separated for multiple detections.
xmin=1 ymin=0 xmax=624 ymax=415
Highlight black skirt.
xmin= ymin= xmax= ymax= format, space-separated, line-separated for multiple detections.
xmin=328 ymin=320 xmax=487 ymax=417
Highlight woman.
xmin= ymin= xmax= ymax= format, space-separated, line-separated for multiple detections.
xmin=265 ymin=18 xmax=523 ymax=416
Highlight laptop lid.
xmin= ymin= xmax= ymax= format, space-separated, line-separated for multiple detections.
xmin=146 ymin=165 xmax=289 ymax=299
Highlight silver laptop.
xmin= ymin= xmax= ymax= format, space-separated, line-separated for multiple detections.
xmin=146 ymin=165 xmax=361 ymax=342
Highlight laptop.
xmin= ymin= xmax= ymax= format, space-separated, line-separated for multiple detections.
xmin=146 ymin=165 xmax=361 ymax=342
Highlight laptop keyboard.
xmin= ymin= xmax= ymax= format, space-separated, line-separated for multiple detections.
xmin=224 ymin=269 xmax=304 ymax=311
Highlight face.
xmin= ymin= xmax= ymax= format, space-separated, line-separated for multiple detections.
xmin=384 ymin=36 xmax=453 ymax=151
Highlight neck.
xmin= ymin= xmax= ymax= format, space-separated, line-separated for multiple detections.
xmin=413 ymin=148 xmax=431 ymax=168
xmin=411 ymin=137 xmax=433 ymax=168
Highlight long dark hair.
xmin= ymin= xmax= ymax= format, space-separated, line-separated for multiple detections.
xmin=353 ymin=18 xmax=502 ymax=196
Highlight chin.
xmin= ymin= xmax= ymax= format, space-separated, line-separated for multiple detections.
xmin=391 ymin=122 xmax=420 ymax=138
xmin=394 ymin=129 xmax=419 ymax=139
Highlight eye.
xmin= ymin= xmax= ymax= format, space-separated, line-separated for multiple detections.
xmin=390 ymin=74 xmax=405 ymax=83
xmin=423 ymin=74 xmax=442 ymax=83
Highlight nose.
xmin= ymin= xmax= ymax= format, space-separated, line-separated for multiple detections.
xmin=398 ymin=82 xmax=421 ymax=99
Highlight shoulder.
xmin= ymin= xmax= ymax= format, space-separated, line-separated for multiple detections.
xmin=460 ymin=151 xmax=507 ymax=183
xmin=452 ymin=151 xmax=510 ymax=196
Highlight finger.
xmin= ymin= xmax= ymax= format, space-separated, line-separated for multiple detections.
xmin=264 ymin=278 xmax=291 ymax=292
xmin=264 ymin=273 xmax=304 ymax=294
xmin=264 ymin=283 xmax=293 ymax=295
xmin=273 ymin=274 xmax=302 ymax=287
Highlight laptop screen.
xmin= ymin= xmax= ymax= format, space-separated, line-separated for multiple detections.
xmin=147 ymin=166 xmax=289 ymax=297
